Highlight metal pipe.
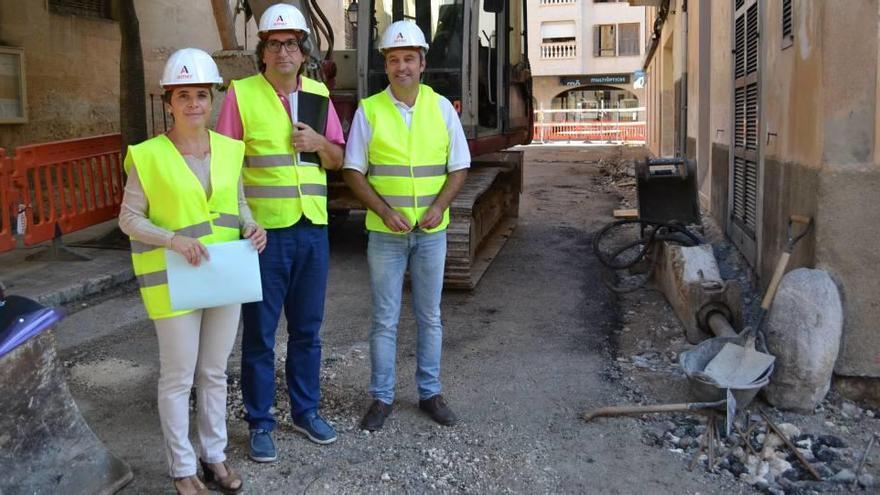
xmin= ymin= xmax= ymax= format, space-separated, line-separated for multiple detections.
xmin=678 ymin=0 xmax=688 ymax=158
xmin=707 ymin=312 xmax=737 ymax=338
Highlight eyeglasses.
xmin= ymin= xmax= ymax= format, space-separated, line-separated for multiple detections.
xmin=266 ymin=39 xmax=301 ymax=53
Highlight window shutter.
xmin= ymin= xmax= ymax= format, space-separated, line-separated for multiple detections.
xmin=610 ymin=25 xmax=617 ymax=56
xmin=48 ymin=0 xmax=112 ymax=19
xmin=618 ymin=23 xmax=639 ymax=56
xmin=782 ymin=0 xmax=793 ymax=48
xmin=593 ymin=25 xmax=600 ymax=57
xmin=732 ymin=0 xmax=760 ymax=236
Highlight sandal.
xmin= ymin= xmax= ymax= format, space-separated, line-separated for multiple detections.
xmin=200 ymin=458 xmax=244 ymax=494
xmin=172 ymin=475 xmax=209 ymax=495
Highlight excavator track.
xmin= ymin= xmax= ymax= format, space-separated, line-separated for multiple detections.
xmin=444 ymin=150 xmax=523 ymax=289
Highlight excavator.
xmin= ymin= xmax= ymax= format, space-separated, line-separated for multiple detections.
xmin=220 ymin=0 xmax=534 ymax=289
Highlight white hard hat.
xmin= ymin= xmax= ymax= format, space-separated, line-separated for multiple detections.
xmin=259 ymin=3 xmax=310 ymax=36
xmin=160 ymin=48 xmax=222 ymax=87
xmin=377 ymin=20 xmax=429 ymax=52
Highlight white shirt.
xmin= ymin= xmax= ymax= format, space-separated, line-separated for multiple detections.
xmin=343 ymin=87 xmax=471 ymax=174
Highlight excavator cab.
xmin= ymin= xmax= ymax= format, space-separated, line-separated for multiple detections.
xmin=355 ymin=0 xmax=533 ymax=148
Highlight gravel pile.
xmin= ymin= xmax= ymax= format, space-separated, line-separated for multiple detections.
xmin=179 ymin=345 xmax=564 ymax=493
xmin=649 ymin=414 xmax=876 ymax=493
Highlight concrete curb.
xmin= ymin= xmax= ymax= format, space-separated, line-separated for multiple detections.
xmin=0 ymin=220 xmax=135 ymax=308
xmin=34 ymin=267 xmax=135 ymax=307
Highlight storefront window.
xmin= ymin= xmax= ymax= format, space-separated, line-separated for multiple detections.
xmin=551 ymin=87 xmax=640 ymax=122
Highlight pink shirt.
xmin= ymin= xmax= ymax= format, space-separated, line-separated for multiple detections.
xmin=215 ymin=80 xmax=345 ymax=145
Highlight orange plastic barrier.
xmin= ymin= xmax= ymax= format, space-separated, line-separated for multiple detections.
xmin=0 ymin=148 xmax=14 ymax=252
xmin=532 ymin=122 xmax=646 ymax=143
xmin=12 ymin=134 xmax=124 ymax=247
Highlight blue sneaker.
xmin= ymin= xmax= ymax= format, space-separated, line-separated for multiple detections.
xmin=292 ymin=412 xmax=337 ymax=445
xmin=248 ymin=429 xmax=277 ymax=462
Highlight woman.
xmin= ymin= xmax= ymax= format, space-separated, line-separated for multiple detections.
xmin=119 ymin=48 xmax=266 ymax=495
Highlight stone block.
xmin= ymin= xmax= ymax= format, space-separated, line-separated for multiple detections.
xmin=764 ymin=268 xmax=843 ymax=411
xmin=654 ymin=242 xmax=742 ymax=343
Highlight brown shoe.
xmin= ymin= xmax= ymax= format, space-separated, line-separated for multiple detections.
xmin=199 ymin=459 xmax=243 ymax=494
xmin=360 ymin=399 xmax=393 ymax=431
xmin=419 ymin=394 xmax=457 ymax=426
xmin=173 ymin=475 xmax=209 ymax=495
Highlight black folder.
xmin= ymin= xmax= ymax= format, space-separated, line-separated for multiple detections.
xmin=297 ymin=91 xmax=329 ymax=167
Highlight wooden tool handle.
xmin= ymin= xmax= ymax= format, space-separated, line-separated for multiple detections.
xmin=790 ymin=214 xmax=811 ymax=224
xmin=762 ymin=252 xmax=790 ymax=310
xmin=583 ymin=400 xmax=726 ymax=422
xmin=585 ymin=403 xmax=692 ymax=421
xmin=761 ymin=410 xmax=822 ymax=480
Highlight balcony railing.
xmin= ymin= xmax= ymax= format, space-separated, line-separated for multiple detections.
xmin=540 ymin=42 xmax=577 ymax=59
xmin=540 ymin=0 xmax=577 ymax=5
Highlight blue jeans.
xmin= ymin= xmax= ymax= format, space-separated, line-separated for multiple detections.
xmin=367 ymin=230 xmax=446 ymax=404
xmin=241 ymin=220 xmax=328 ymax=430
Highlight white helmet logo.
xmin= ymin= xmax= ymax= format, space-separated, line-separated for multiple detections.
xmin=258 ymin=4 xmax=310 ymax=34
xmin=377 ymin=21 xmax=428 ymax=52
xmin=160 ymin=48 xmax=222 ymax=87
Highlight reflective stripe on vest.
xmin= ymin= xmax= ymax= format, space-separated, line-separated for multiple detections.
xmin=382 ymin=194 xmax=438 ymax=208
xmin=123 ymin=131 xmax=244 ymax=319
xmin=362 ymin=85 xmax=450 ymax=234
xmin=129 ymin=213 xmax=240 ymax=254
xmin=232 ymin=74 xmax=330 ymax=228
xmin=369 ymin=164 xmax=447 ymax=178
xmin=245 ymin=154 xmax=320 ymax=168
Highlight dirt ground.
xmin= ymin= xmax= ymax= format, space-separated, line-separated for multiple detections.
xmin=56 ymin=145 xmax=876 ymax=494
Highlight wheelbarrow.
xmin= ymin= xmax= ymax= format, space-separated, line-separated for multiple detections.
xmin=679 ymin=215 xmax=813 ymax=407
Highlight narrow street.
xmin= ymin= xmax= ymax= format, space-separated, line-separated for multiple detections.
xmin=55 ymin=146 xmax=753 ymax=494
xmin=3 ymin=1 xmax=880 ymax=494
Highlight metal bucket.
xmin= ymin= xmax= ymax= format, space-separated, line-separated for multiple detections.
xmin=679 ymin=335 xmax=773 ymax=409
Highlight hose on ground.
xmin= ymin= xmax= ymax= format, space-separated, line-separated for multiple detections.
xmin=592 ymin=218 xmax=703 ymax=293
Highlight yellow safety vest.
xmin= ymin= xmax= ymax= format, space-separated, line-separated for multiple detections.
xmin=362 ymin=85 xmax=450 ymax=234
xmin=124 ymin=131 xmax=244 ymax=320
xmin=231 ymin=74 xmax=330 ymax=228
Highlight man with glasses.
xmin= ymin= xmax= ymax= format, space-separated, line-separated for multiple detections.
xmin=216 ymin=2 xmax=344 ymax=463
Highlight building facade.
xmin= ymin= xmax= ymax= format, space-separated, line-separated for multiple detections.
xmin=640 ymin=0 xmax=880 ymax=383
xmin=0 ymin=0 xmax=352 ymax=150
xmin=528 ymin=0 xmax=646 ymax=121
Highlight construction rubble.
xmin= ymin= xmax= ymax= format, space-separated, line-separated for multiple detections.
xmin=593 ymin=150 xmax=879 ymax=494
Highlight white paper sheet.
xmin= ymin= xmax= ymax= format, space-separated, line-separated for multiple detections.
xmin=166 ymin=239 xmax=263 ymax=311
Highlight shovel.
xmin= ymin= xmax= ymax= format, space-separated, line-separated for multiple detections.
xmin=702 ymin=215 xmax=813 ymax=385
xmin=583 ymin=390 xmax=738 ymax=436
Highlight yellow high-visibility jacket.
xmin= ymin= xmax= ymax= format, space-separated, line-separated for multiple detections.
xmin=124 ymin=131 xmax=243 ymax=319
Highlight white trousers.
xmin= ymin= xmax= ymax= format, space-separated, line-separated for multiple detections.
xmin=154 ymin=304 xmax=240 ymax=478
